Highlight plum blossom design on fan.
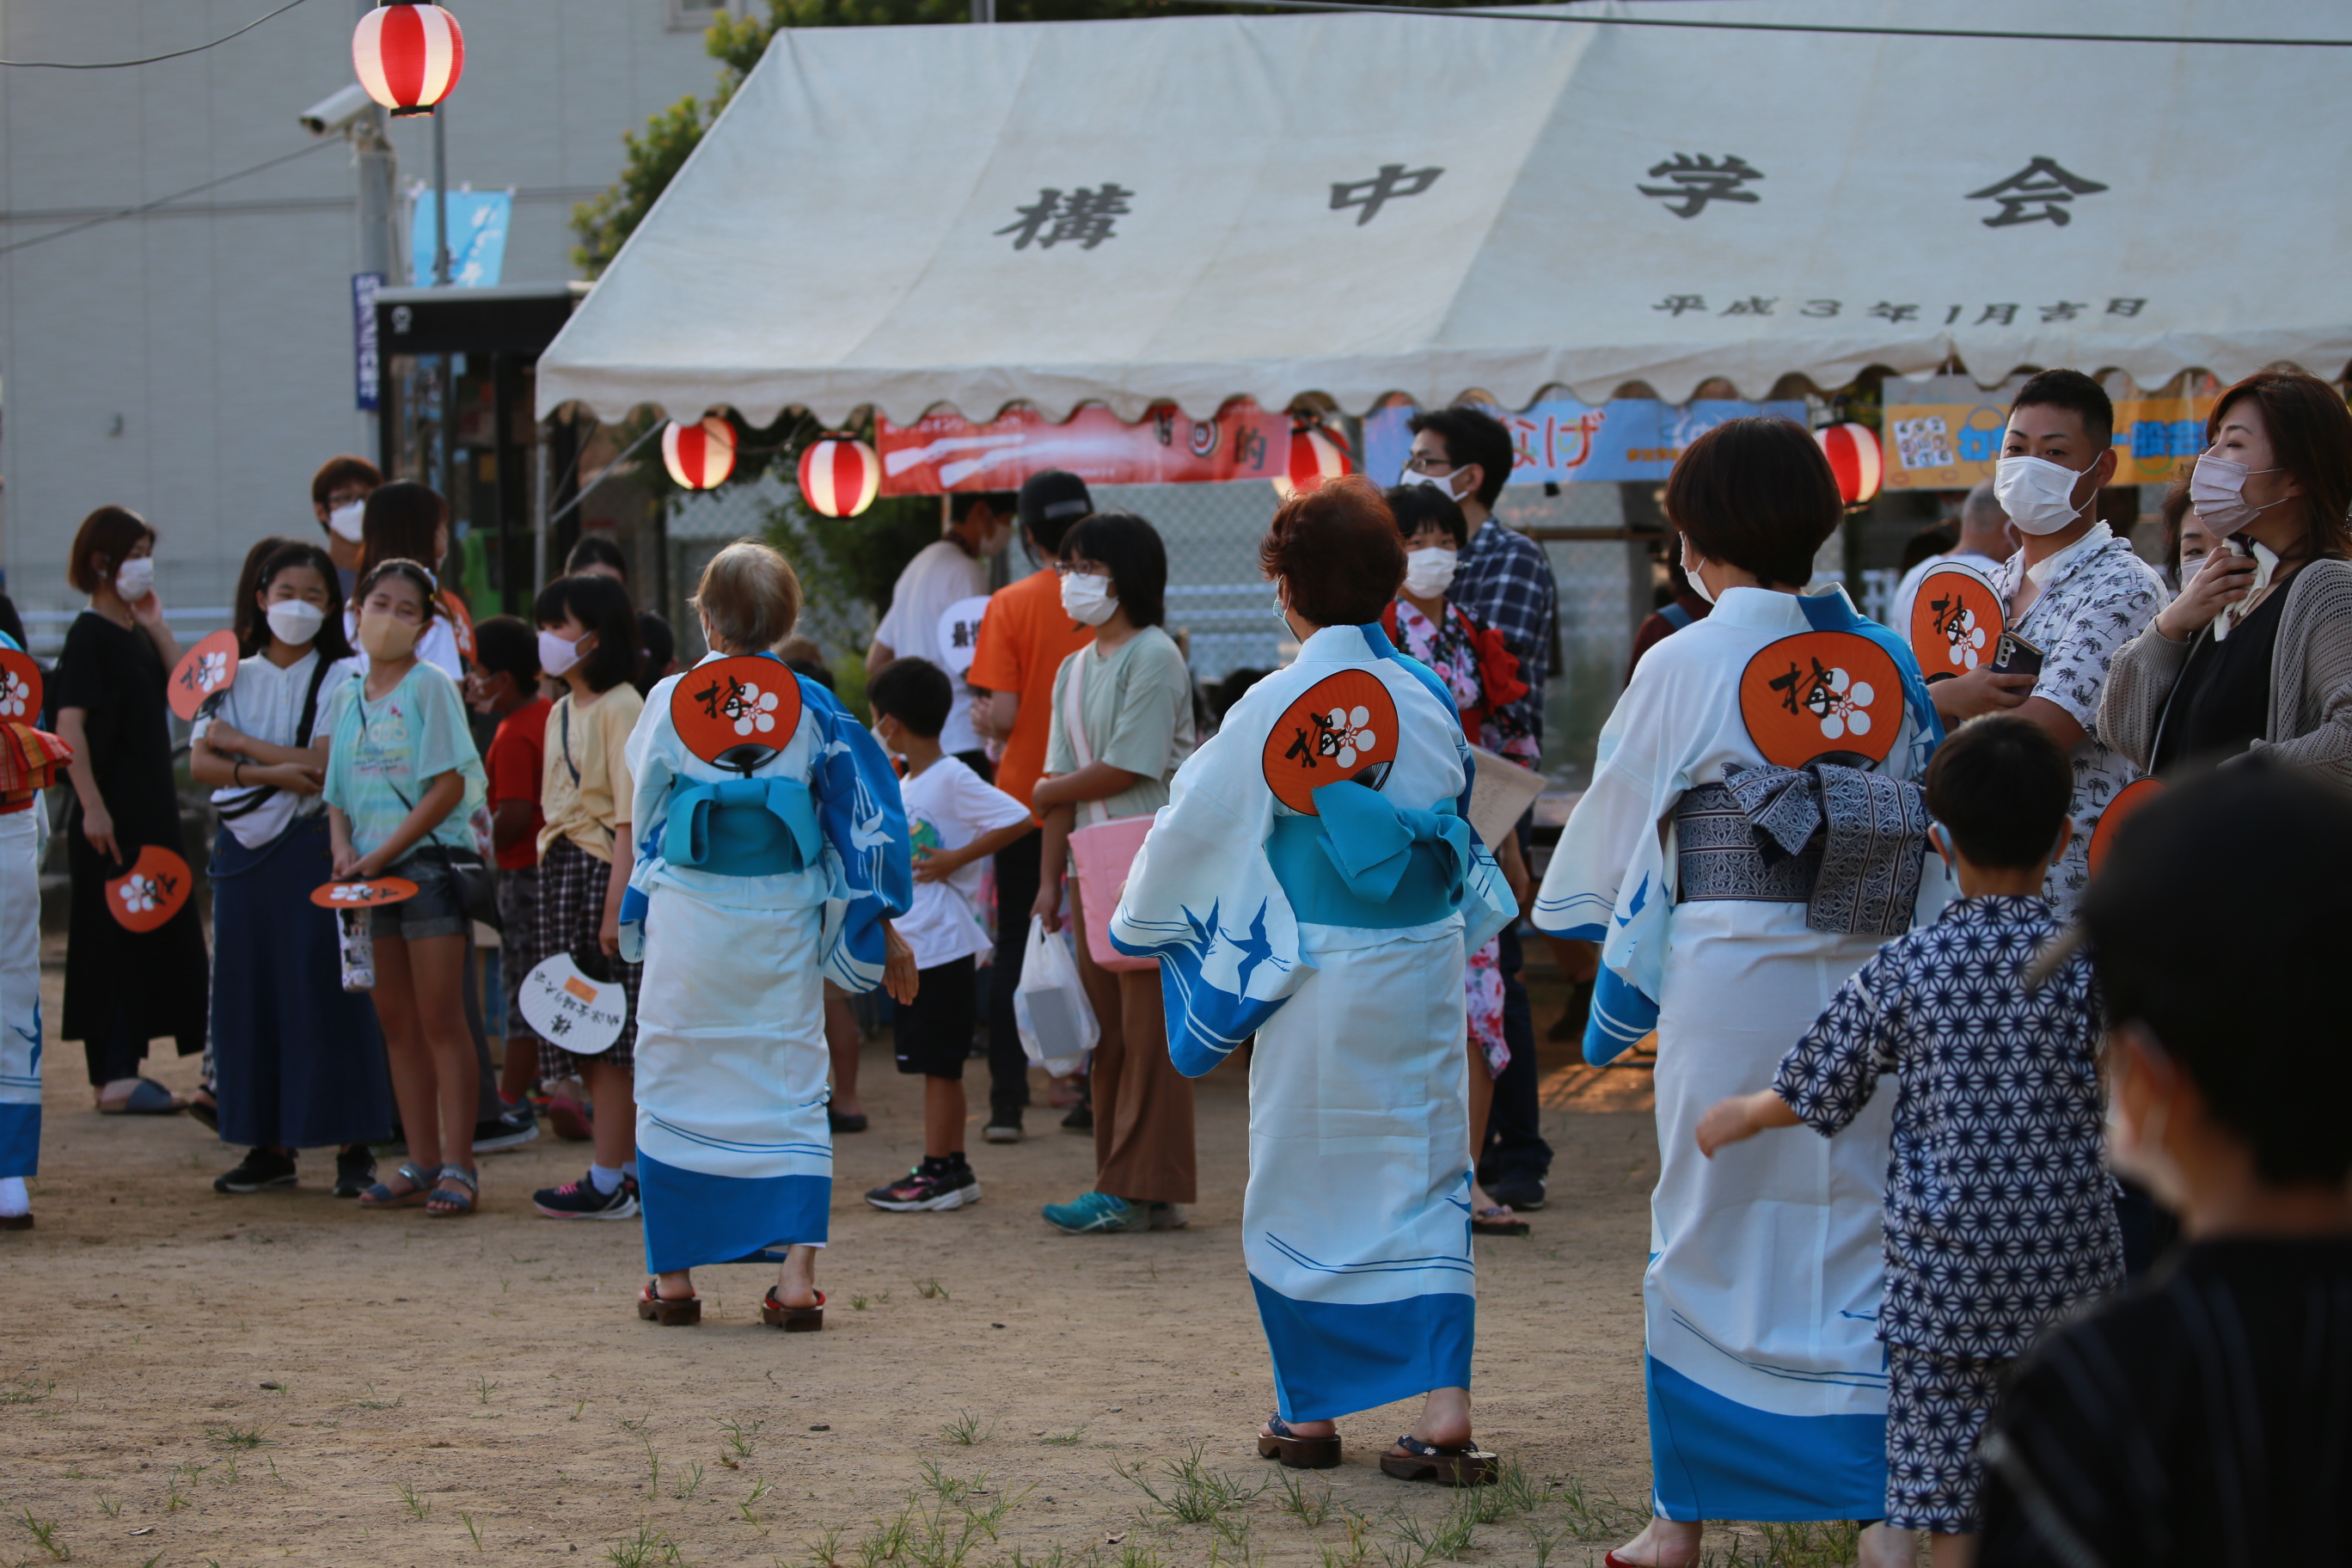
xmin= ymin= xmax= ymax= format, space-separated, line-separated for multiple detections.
xmin=1321 ymin=705 xmax=1379 ymax=769
xmin=1772 ymin=657 xmax=1876 ymax=742
xmin=0 ymin=670 xmax=30 ymax=720
xmin=116 ymin=873 xmax=164 ymax=916
xmin=1934 ymin=597 xmax=1988 ymax=670
xmin=725 ymin=681 xmax=782 ymax=738
xmin=195 ymin=649 xmax=230 ymax=692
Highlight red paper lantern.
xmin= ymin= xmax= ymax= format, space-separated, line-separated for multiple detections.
xmin=661 ymin=416 xmax=737 ymax=491
xmin=798 ymin=435 xmax=881 ymax=518
xmin=1273 ymin=422 xmax=1352 ymax=500
xmin=352 ymin=3 xmax=465 ymax=119
xmin=1815 ymin=422 xmax=1883 ymax=506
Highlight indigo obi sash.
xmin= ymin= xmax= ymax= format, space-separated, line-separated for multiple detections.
xmin=1265 ymin=780 xmax=1471 ymax=930
xmin=664 ymin=775 xmax=821 ymax=879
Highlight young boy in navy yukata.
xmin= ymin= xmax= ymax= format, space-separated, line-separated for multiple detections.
xmin=1697 ymin=715 xmax=2122 ymax=1567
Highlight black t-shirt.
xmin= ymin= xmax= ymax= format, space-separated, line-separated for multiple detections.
xmin=52 ymin=609 xmax=181 ymax=842
xmin=1976 ymin=1235 xmax=2352 ymax=1568
xmin=2153 ymin=575 xmax=2289 ymax=774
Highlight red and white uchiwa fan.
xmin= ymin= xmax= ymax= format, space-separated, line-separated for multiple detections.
xmin=1815 ymin=422 xmax=1884 ymax=507
xmin=661 ymin=415 xmax=737 ymax=491
xmin=352 ymin=3 xmax=465 ymax=119
xmin=1273 ymin=420 xmax=1352 ymax=500
xmin=798 ymin=434 xmax=882 ymax=518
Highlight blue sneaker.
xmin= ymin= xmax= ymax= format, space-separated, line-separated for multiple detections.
xmin=1042 ymin=1191 xmax=1145 ymax=1234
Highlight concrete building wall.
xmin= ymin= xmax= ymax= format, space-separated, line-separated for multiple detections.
xmin=0 ymin=0 xmax=729 ymax=648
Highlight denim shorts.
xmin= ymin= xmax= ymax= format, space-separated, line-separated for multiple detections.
xmin=371 ymin=851 xmax=470 ymax=941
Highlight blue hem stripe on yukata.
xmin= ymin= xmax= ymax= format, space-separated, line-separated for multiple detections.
xmin=0 ymin=1102 xmax=37 ymax=1179
xmin=637 ymin=1153 xmax=830 ymax=1275
xmin=1583 ymin=965 xmax=1658 ymax=1066
xmin=1645 ymin=1357 xmax=1887 ymax=1523
xmin=1250 ymin=1277 xmax=1474 ymax=1424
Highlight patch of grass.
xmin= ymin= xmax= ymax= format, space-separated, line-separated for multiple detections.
xmin=571 ymin=1400 xmax=586 ymax=1422
xmin=1272 ymin=1467 xmax=1331 ymax=1528
xmin=839 ymin=1467 xmax=1031 ymax=1568
xmin=1114 ymin=1443 xmax=1269 ymax=1527
xmin=0 ymin=1380 xmax=53 ymax=1406
xmin=1719 ymin=1520 xmax=1863 ymax=1567
xmin=1551 ymin=1475 xmax=1651 ymax=1542
xmin=1112 ymin=1536 xmax=1170 ymax=1568
xmin=1040 ymin=1424 xmax=1088 ymax=1446
xmin=95 ymin=1495 xmax=121 ymax=1520
xmin=604 ymin=1521 xmax=684 ymax=1566
xmin=940 ymin=1409 xmax=994 ymax=1446
xmin=208 ymin=1423 xmax=271 ymax=1450
xmin=916 ymin=1277 xmax=950 ymax=1300
xmin=720 ymin=1415 xmax=761 ymax=1458
xmin=640 ymin=1432 xmax=663 ymax=1498
xmin=16 ymin=1506 xmax=70 ymax=1561
xmin=673 ymin=1461 xmax=706 ymax=1500
xmin=461 ymin=1510 xmax=485 ymax=1551
xmin=1315 ymin=1505 xmax=1375 ymax=1568
xmin=395 ymin=1479 xmax=431 ymax=1521
xmin=1378 ymin=1506 xmax=1478 ymax=1568
xmin=800 ymin=1521 xmax=849 ymax=1567
xmin=475 ymin=1375 xmax=499 ymax=1405
xmin=738 ymin=1477 xmax=771 ymax=1528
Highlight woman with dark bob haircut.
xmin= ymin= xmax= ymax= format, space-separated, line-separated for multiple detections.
xmin=1106 ymin=474 xmax=1517 ymax=1484
xmin=1530 ymin=419 xmax=1943 ymax=1562
xmin=2098 ymin=369 xmax=2352 ymax=786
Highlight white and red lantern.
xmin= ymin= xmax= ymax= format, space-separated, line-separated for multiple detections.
xmin=352 ymin=3 xmax=465 ymax=119
xmin=661 ymin=415 xmax=737 ymax=491
xmin=1272 ymin=422 xmax=1352 ymax=500
xmin=1815 ymin=422 xmax=1883 ymax=507
xmin=798 ymin=434 xmax=881 ymax=518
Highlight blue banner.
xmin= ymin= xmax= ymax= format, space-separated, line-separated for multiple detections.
xmin=1363 ymin=397 xmax=1811 ymax=487
xmin=409 ymin=189 xmax=512 ymax=288
xmin=352 ymin=273 xmax=383 ymax=411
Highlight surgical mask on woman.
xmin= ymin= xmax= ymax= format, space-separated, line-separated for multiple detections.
xmin=1403 ymin=548 xmax=1458 ymax=599
xmin=538 ymin=628 xmax=589 ymax=679
xmin=2189 ymin=451 xmax=2290 ymax=536
xmin=327 ymin=501 xmax=366 ymax=542
xmin=113 ymin=556 xmax=155 ymax=603
xmin=1060 ymin=572 xmax=1118 ymax=627
xmin=1992 ymin=455 xmax=2095 ymax=536
xmin=358 ymin=611 xmax=420 ymax=661
xmin=265 ymin=599 xmax=326 ymax=646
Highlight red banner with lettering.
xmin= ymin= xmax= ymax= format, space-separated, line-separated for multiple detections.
xmin=876 ymin=400 xmax=1288 ymax=494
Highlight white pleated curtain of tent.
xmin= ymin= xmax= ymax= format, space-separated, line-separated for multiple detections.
xmin=536 ymin=0 xmax=2352 ymax=428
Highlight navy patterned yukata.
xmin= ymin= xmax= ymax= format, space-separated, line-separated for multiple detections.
xmin=1773 ymin=894 xmax=2122 ymax=1534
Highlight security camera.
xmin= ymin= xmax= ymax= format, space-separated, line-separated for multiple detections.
xmin=299 ymin=83 xmax=376 ymax=138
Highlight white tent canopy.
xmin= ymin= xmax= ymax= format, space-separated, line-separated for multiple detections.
xmin=537 ymin=0 xmax=2352 ymax=427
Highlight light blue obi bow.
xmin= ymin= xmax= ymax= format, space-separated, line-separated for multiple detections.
xmin=664 ymin=775 xmax=821 ymax=878
xmin=1264 ymin=780 xmax=1472 ymax=929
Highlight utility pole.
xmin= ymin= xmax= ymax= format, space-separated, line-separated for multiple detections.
xmin=971 ymin=0 xmax=994 ymax=25
xmin=355 ymin=0 xmax=397 ymax=467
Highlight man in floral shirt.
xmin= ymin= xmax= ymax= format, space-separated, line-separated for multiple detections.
xmin=1696 ymin=716 xmax=2122 ymax=1554
xmin=1925 ymin=370 xmax=2163 ymax=917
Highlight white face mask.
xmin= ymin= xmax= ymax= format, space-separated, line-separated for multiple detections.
xmin=1402 ymin=547 xmax=1458 ymax=598
xmin=1993 ymin=454 xmax=2096 ymax=536
xmin=1412 ymin=469 xmax=1462 ymax=503
xmin=1680 ymin=542 xmax=1717 ymax=605
xmin=327 ymin=501 xmax=366 ymax=542
xmin=538 ymin=628 xmax=588 ymax=678
xmin=265 ymin=599 xmax=326 ymax=646
xmin=1059 ymin=572 xmax=1118 ymax=628
xmin=113 ymin=556 xmax=155 ymax=603
xmin=2189 ymin=452 xmax=2289 ymax=536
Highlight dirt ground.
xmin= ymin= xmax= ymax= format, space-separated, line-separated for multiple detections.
xmin=1 ymin=950 xmax=1863 ymax=1568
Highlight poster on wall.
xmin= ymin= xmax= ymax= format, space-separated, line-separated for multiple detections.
xmin=1361 ymin=397 xmax=1810 ymax=487
xmin=1881 ymin=374 xmax=2219 ymax=491
xmin=875 ymin=400 xmax=1289 ymax=493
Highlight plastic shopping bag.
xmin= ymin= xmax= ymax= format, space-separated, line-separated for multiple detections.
xmin=1013 ymin=916 xmax=1096 ymax=1077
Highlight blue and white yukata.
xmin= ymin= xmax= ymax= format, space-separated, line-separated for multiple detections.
xmin=1110 ymin=623 xmax=1513 ymax=1422
xmin=621 ymin=653 xmax=910 ymax=1274
xmin=0 ymin=628 xmax=45 ymax=1191
xmin=1533 ymin=585 xmax=1945 ymax=1523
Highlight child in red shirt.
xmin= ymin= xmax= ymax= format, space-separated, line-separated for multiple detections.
xmin=466 ymin=617 xmax=554 ymax=1114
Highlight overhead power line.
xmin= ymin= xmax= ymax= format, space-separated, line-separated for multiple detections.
xmin=1212 ymin=0 xmax=2352 ymax=48
xmin=0 ymin=140 xmax=340 ymax=258
xmin=0 ymin=0 xmax=315 ymax=69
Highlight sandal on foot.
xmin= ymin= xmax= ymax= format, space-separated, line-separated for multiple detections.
xmin=1256 ymin=1415 xmax=1341 ymax=1469
xmin=761 ymin=1287 xmax=824 ymax=1332
xmin=1471 ymin=1205 xmax=1530 ymax=1238
xmin=425 ymin=1164 xmax=478 ymax=1217
xmin=1380 ymin=1433 xmax=1498 ymax=1487
xmin=99 ymin=1077 xmax=185 ymax=1116
xmin=638 ymin=1278 xmax=701 ymax=1326
xmin=358 ymin=1161 xmax=435 ymax=1210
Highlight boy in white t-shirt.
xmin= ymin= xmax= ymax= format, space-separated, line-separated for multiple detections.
xmin=862 ymin=658 xmax=1033 ymax=1212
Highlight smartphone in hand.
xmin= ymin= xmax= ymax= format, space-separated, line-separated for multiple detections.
xmin=1991 ymin=632 xmax=2045 ymax=679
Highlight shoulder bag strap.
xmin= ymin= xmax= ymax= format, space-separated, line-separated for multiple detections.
xmin=559 ymin=702 xmax=582 ymax=786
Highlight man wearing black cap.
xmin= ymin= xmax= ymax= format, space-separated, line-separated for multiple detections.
xmin=967 ymin=470 xmax=1098 ymax=1142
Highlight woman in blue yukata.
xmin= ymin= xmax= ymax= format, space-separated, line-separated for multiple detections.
xmin=620 ymin=542 xmax=915 ymax=1330
xmin=1109 ymin=476 xmax=1515 ymax=1485
xmin=1531 ymin=420 xmax=1945 ymax=1568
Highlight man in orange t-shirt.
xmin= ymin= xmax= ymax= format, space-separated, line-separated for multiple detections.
xmin=967 ymin=469 xmax=1095 ymax=1144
